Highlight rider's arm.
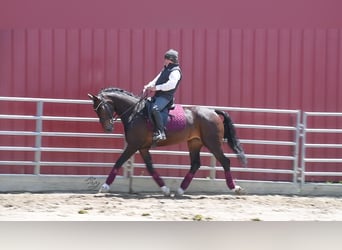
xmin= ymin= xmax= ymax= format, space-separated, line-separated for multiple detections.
xmin=144 ymin=72 xmax=161 ymax=89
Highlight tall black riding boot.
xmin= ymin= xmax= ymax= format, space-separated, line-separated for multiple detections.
xmin=151 ymin=108 xmax=166 ymax=141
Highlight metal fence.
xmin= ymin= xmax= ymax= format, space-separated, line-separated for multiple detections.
xmin=0 ymin=96 xmax=341 ymax=193
xmin=301 ymin=112 xmax=342 ymax=184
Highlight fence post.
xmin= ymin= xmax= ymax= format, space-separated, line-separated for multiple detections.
xmin=209 ymin=155 xmax=216 ymax=179
xmin=34 ymin=101 xmax=43 ymax=175
xmin=292 ymin=111 xmax=301 ymax=184
xmin=300 ymin=112 xmax=307 ymax=186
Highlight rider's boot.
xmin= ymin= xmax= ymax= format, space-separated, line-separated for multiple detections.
xmin=151 ymin=108 xmax=166 ymax=142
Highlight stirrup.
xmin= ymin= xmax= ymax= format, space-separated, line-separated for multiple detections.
xmin=153 ymin=131 xmax=166 ymax=141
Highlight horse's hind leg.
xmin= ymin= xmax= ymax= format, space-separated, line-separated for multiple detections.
xmin=205 ymin=140 xmax=245 ymax=194
xmin=177 ymin=139 xmax=202 ymax=196
xmin=139 ymin=148 xmax=170 ymax=196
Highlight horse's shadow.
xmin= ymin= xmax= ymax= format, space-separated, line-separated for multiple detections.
xmin=92 ymin=192 xmax=238 ymax=200
xmin=93 ymin=192 xmax=193 ymax=200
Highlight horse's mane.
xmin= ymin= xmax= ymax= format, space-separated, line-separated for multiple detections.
xmin=99 ymin=87 xmax=139 ymax=99
xmin=99 ymin=87 xmax=145 ymax=122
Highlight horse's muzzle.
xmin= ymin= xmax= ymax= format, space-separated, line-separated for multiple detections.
xmin=104 ymin=128 xmax=113 ymax=133
xmin=103 ymin=123 xmax=114 ymax=133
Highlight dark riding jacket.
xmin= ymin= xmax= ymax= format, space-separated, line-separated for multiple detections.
xmin=154 ymin=63 xmax=182 ymax=101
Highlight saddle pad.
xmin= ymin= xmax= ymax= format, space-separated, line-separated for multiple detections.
xmin=165 ymin=104 xmax=186 ymax=131
xmin=147 ymin=104 xmax=186 ymax=132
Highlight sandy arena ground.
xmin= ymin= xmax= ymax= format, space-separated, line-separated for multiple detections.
xmin=1 ymin=192 xmax=342 ymax=221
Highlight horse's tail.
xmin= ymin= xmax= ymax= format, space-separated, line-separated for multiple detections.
xmin=215 ymin=110 xmax=247 ymax=167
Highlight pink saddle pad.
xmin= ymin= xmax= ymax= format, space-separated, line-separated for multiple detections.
xmin=147 ymin=104 xmax=186 ymax=132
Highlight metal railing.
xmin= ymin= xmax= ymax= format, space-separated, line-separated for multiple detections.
xmin=0 ymin=97 xmax=125 ymax=175
xmin=301 ymin=112 xmax=342 ymax=184
xmin=0 ymin=96 xmax=302 ymax=185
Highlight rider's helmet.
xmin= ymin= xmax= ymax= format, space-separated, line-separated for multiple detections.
xmin=164 ymin=49 xmax=179 ymax=64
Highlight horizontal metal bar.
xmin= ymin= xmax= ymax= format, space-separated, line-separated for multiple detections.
xmin=41 ymin=132 xmax=124 ymax=138
xmin=38 ymin=161 xmax=115 ymax=167
xmin=305 ymin=112 xmax=342 ymax=117
xmin=305 ymin=128 xmax=342 ymax=133
xmin=41 ymin=116 xmax=98 ymax=122
xmin=0 ymin=114 xmax=100 ymax=123
xmin=0 ymin=146 xmax=124 ymax=154
xmin=0 ymin=114 xmax=38 ymax=120
xmin=305 ymin=143 xmax=342 ymax=148
xmin=232 ymin=167 xmax=295 ymax=174
xmin=303 ymin=171 xmax=342 ymax=177
xmin=0 ymin=146 xmax=37 ymax=152
xmin=304 ymin=158 xmax=342 ymax=163
xmin=0 ymin=131 xmax=38 ymax=136
xmin=0 ymin=130 xmax=124 ymax=139
xmin=0 ymin=161 xmax=118 ymax=167
xmin=241 ymin=139 xmax=296 ymax=146
xmin=236 ymin=124 xmax=297 ymax=131
xmin=244 ymin=154 xmax=294 ymax=160
xmin=0 ymin=96 xmax=91 ymax=104
xmin=0 ymin=161 xmax=35 ymax=166
xmin=183 ymin=104 xmax=300 ymax=114
xmin=41 ymin=147 xmax=123 ymax=153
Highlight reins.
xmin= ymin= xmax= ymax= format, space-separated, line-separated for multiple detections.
xmin=116 ymin=91 xmax=148 ymax=120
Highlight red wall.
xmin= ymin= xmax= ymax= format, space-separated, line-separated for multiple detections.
xmin=1 ymin=0 xmax=341 ymax=180
xmin=1 ymin=27 xmax=342 ymax=111
xmin=1 ymin=0 xmax=342 ymax=110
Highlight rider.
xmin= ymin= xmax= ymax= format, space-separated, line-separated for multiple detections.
xmin=143 ymin=49 xmax=182 ymax=142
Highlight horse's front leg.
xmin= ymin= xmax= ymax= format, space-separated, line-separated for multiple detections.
xmin=139 ymin=148 xmax=170 ymax=196
xmin=99 ymin=146 xmax=137 ymax=193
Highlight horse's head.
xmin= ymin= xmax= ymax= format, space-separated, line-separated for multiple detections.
xmin=88 ymin=93 xmax=115 ymax=133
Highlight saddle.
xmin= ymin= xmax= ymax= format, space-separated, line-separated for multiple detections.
xmin=144 ymin=98 xmax=186 ymax=132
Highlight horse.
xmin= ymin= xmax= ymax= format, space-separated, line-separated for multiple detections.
xmin=88 ymin=87 xmax=247 ymax=196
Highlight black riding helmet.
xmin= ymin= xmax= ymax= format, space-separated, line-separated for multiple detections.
xmin=164 ymin=49 xmax=179 ymax=64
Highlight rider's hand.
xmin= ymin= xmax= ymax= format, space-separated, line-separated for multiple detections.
xmin=147 ymin=86 xmax=156 ymax=92
xmin=143 ymin=85 xmax=156 ymax=93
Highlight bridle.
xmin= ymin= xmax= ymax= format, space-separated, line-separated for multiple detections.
xmin=94 ymin=91 xmax=148 ymax=125
xmin=94 ymin=99 xmax=117 ymax=125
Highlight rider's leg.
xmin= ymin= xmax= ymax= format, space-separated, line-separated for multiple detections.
xmin=151 ymin=96 xmax=170 ymax=141
xmin=151 ymin=106 xmax=166 ymax=141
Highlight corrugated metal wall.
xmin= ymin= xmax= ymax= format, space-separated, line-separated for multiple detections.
xmin=2 ymin=28 xmax=342 ymax=111
xmin=1 ymin=0 xmax=341 ymax=181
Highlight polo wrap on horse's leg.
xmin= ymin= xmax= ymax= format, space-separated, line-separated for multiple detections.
xmin=152 ymin=172 xmax=170 ymax=196
xmin=180 ymin=172 xmax=194 ymax=190
xmin=106 ymin=168 xmax=118 ymax=185
xmin=152 ymin=172 xmax=165 ymax=187
xmin=225 ymin=170 xmax=235 ymax=190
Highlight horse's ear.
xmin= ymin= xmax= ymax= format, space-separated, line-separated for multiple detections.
xmin=87 ymin=93 xmax=98 ymax=101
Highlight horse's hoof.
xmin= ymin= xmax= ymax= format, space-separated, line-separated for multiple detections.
xmin=161 ymin=186 xmax=171 ymax=197
xmin=99 ymin=183 xmax=110 ymax=193
xmin=233 ymin=185 xmax=246 ymax=195
xmin=175 ymin=187 xmax=184 ymax=197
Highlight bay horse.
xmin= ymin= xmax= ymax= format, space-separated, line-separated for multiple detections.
xmin=88 ymin=87 xmax=247 ymax=196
